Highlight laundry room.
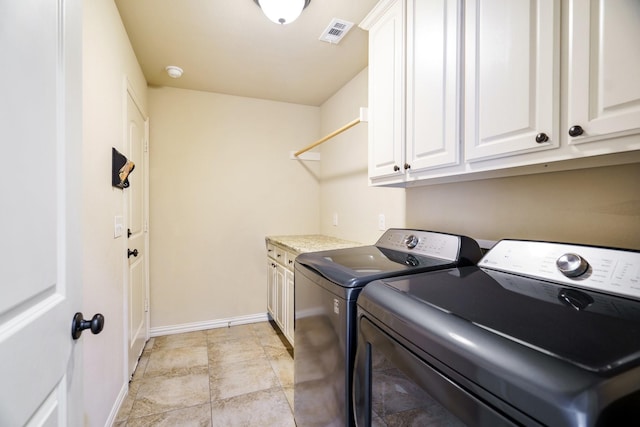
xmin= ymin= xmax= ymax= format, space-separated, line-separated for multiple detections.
xmin=15 ymin=0 xmax=638 ymax=425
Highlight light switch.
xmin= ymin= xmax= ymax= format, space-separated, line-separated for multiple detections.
xmin=114 ymin=215 xmax=124 ymax=238
xmin=378 ymin=214 xmax=386 ymax=231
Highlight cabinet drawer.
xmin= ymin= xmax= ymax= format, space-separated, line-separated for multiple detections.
xmin=284 ymin=251 xmax=297 ymax=271
xmin=267 ymin=243 xmax=277 ymax=260
xmin=273 ymin=246 xmax=286 ymax=263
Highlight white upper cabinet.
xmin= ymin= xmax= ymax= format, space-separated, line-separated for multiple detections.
xmin=362 ymin=0 xmax=640 ymax=186
xmin=362 ymin=0 xmax=462 ymax=185
xmin=567 ymin=0 xmax=640 ymax=145
xmin=464 ymin=0 xmax=560 ymax=161
xmin=364 ymin=0 xmax=405 ymax=182
xmin=407 ymin=0 xmax=462 ymax=171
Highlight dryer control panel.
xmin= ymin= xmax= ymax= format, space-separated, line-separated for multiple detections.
xmin=481 ymin=240 xmax=640 ymax=300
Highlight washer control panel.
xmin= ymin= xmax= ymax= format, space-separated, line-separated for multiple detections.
xmin=375 ymin=229 xmax=461 ymax=261
xmin=556 ymin=253 xmax=590 ymax=278
xmin=481 ymin=240 xmax=640 ymax=300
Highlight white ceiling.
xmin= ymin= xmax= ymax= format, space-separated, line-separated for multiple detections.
xmin=115 ymin=0 xmax=378 ymax=106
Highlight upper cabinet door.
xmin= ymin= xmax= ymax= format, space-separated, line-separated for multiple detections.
xmin=567 ymin=0 xmax=640 ymax=145
xmin=405 ymin=0 xmax=462 ymax=173
xmin=464 ymin=0 xmax=560 ymax=162
xmin=366 ymin=0 xmax=405 ymax=181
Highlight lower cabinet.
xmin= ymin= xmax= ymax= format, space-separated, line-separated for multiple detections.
xmin=266 ymin=243 xmax=295 ymax=346
xmin=284 ymin=269 xmax=294 ymax=345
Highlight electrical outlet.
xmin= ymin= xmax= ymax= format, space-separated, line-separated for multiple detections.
xmin=333 ymin=212 xmax=338 ymax=226
xmin=378 ymin=214 xmax=386 ymax=231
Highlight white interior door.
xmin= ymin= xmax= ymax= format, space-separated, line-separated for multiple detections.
xmin=0 ymin=0 xmax=83 ymax=425
xmin=126 ymin=87 xmax=149 ymax=379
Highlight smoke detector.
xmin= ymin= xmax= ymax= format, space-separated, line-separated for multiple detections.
xmin=165 ymin=66 xmax=183 ymax=79
xmin=319 ymin=18 xmax=354 ymax=44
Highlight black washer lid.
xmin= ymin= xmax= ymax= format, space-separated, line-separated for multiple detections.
xmin=296 ymin=245 xmax=456 ymax=288
xmin=383 ymin=267 xmax=640 ymax=373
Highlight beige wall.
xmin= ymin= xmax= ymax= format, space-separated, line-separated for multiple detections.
xmin=82 ymin=0 xmax=148 ymax=424
xmin=148 ymin=87 xmax=321 ymax=329
xmin=319 ymin=68 xmax=406 ymax=244
xmin=406 ymin=163 xmax=640 ymax=249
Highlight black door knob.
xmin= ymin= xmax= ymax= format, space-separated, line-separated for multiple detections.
xmin=71 ymin=312 xmax=104 ymax=340
xmin=568 ymin=125 xmax=584 ymax=137
xmin=535 ymin=133 xmax=549 ymax=143
xmin=128 ymin=248 xmax=139 ymax=258
xmin=404 ymin=163 xmax=411 ymax=170
xmin=393 ymin=165 xmax=400 ymax=172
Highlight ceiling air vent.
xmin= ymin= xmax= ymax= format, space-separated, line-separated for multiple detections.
xmin=319 ymin=18 xmax=354 ymax=44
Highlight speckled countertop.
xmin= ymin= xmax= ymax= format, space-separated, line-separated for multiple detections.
xmin=266 ymin=234 xmax=364 ymax=254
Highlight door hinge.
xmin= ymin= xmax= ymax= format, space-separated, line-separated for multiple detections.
xmin=144 ymin=220 xmax=149 ymax=233
xmin=144 ymin=139 xmax=149 ymax=153
xmin=144 ymin=299 xmax=149 ymax=312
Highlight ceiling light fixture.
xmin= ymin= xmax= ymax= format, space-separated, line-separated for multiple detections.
xmin=253 ymin=0 xmax=311 ymax=25
xmin=165 ymin=66 xmax=183 ymax=79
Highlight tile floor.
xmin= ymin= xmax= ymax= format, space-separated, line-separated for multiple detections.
xmin=114 ymin=321 xmax=295 ymax=426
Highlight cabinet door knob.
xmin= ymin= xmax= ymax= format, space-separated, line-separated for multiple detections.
xmin=393 ymin=165 xmax=400 ymax=172
xmin=568 ymin=125 xmax=584 ymax=137
xmin=535 ymin=133 xmax=549 ymax=143
xmin=404 ymin=163 xmax=411 ymax=170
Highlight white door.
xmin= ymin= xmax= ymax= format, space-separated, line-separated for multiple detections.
xmin=464 ymin=0 xmax=560 ymax=161
xmin=365 ymin=0 xmax=406 ymax=181
xmin=284 ymin=268 xmax=295 ymax=345
xmin=267 ymin=259 xmax=277 ymax=319
xmin=405 ymin=0 xmax=461 ymax=172
xmin=126 ymin=87 xmax=149 ymax=379
xmin=567 ymin=0 xmax=640 ymax=144
xmin=0 ymin=0 xmax=83 ymax=425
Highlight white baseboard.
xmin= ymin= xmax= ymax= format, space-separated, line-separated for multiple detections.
xmin=106 ymin=382 xmax=128 ymax=427
xmin=149 ymin=312 xmax=270 ymax=337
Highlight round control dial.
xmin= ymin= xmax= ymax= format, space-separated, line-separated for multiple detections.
xmin=556 ymin=253 xmax=589 ymax=278
xmin=404 ymin=234 xmax=419 ymax=249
